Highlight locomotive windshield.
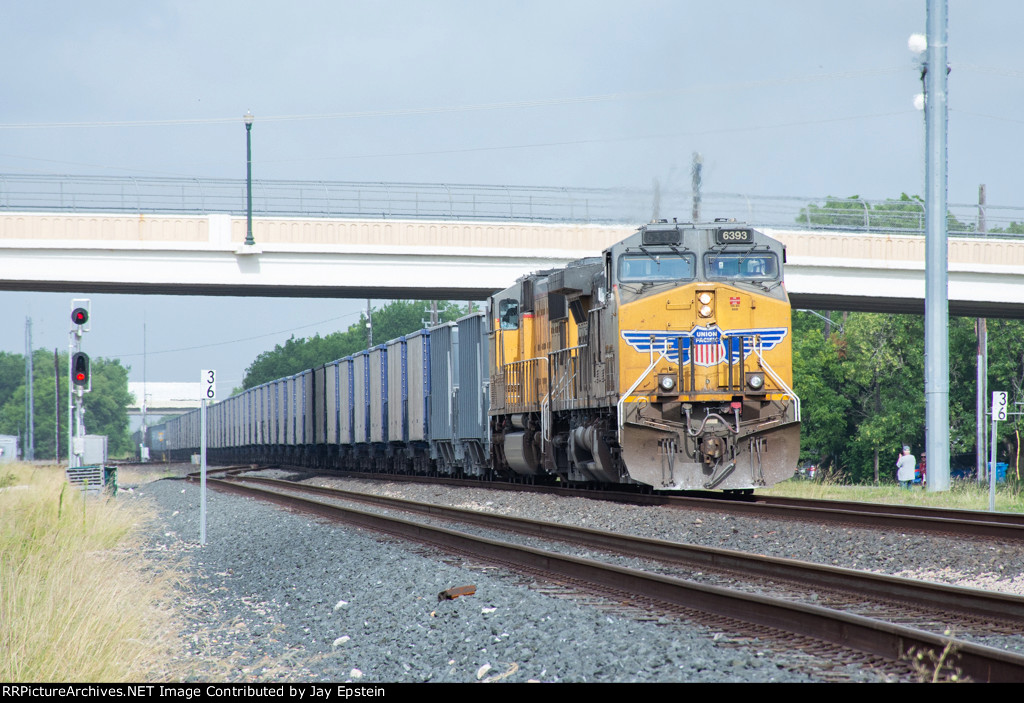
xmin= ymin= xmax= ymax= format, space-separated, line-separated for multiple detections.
xmin=704 ymin=253 xmax=778 ymax=281
xmin=618 ymin=252 xmax=695 ymax=283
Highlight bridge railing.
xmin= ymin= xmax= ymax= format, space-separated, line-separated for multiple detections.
xmin=0 ymin=173 xmax=1021 ymax=234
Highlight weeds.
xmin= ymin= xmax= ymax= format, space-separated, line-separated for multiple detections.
xmin=0 ymin=463 xmax=182 ymax=682
xmin=907 ymin=631 xmax=964 ymax=683
xmin=763 ymin=474 xmax=1024 ymax=513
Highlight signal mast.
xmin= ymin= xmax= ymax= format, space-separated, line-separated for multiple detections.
xmin=68 ymin=300 xmax=91 ymax=467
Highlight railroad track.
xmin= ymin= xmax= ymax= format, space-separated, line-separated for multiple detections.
xmin=194 ymin=469 xmax=1024 ymax=682
xmin=244 ymin=465 xmax=1024 ymax=541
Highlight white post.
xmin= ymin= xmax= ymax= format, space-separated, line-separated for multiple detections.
xmin=199 ymin=370 xmax=216 ymax=545
xmin=200 ymin=397 xmax=207 ymax=545
xmin=989 ymin=410 xmax=998 ymax=513
xmin=990 ymin=392 xmax=1008 ymax=511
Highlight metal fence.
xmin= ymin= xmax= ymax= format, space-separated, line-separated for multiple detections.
xmin=0 ymin=173 xmax=1021 ymax=234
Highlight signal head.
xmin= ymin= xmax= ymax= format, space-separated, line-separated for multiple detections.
xmin=72 ymin=307 xmax=89 ymax=326
xmin=71 ymin=352 xmax=90 ymax=389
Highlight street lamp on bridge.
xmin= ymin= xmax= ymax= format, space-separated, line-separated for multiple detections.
xmin=244 ymin=111 xmax=255 ymax=246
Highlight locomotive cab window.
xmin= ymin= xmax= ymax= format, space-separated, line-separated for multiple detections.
xmin=704 ymin=253 xmax=778 ymax=281
xmin=618 ymin=252 xmax=695 ymax=283
xmin=498 ymin=298 xmax=520 ymax=330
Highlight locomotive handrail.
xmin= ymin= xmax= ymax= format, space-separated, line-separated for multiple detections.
xmin=502 ymin=356 xmax=548 ymax=414
xmin=755 ymin=345 xmax=801 ymax=422
xmin=617 ymin=340 xmax=672 ymax=436
xmin=720 ymin=334 xmax=747 ymax=393
xmin=549 ymin=345 xmax=586 ymax=411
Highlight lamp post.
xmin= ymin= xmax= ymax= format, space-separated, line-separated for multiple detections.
xmin=909 ymin=1 xmax=950 ymax=492
xmin=244 ymin=111 xmax=254 ymax=246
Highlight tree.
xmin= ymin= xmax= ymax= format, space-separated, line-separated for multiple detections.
xmin=983 ymin=319 xmax=1024 ymax=478
xmin=242 ymin=300 xmax=468 ymax=389
xmin=840 ymin=313 xmax=925 ymax=483
xmin=790 ymin=191 xmax=1008 ymax=482
xmin=0 ymin=352 xmax=26 ymax=410
xmin=85 ymin=358 xmax=134 ymax=457
xmin=989 ymin=221 xmax=1024 ymax=235
xmin=791 ymin=312 xmax=852 ymax=471
xmin=797 ymin=193 xmax=970 ymax=232
xmin=0 ymin=351 xmax=132 ymax=460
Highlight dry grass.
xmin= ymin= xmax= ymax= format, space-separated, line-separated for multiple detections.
xmin=763 ymin=473 xmax=1024 ymax=513
xmin=0 ymin=463 xmax=182 ymax=682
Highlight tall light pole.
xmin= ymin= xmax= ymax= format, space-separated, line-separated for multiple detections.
xmin=244 ymin=111 xmax=255 ymax=246
xmin=911 ymin=1 xmax=950 ymax=492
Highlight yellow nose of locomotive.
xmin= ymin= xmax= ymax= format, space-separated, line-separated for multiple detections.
xmin=612 ymin=223 xmax=800 ymax=490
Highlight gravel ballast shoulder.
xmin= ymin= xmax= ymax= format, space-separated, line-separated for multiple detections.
xmin=309 ymin=477 xmax=1024 ymax=596
xmin=127 ymin=475 xmax=881 ymax=683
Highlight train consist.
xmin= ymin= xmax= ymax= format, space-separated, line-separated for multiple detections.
xmin=160 ymin=220 xmax=800 ymax=491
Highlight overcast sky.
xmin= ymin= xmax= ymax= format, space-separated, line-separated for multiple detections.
xmin=0 ymin=1 xmax=1021 ymax=389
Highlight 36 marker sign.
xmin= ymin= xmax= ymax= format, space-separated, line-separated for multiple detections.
xmin=993 ymin=391 xmax=1008 ymax=422
xmin=202 ymin=369 xmax=217 ymax=400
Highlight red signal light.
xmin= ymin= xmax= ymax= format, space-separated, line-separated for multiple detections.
xmin=71 ymin=307 xmax=89 ymax=326
xmin=71 ymin=352 xmax=90 ymax=389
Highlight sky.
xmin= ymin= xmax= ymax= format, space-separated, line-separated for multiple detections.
xmin=0 ymin=1 xmax=1021 ymax=389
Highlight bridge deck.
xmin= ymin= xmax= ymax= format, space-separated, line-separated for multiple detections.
xmin=0 ymin=212 xmax=1020 ymax=317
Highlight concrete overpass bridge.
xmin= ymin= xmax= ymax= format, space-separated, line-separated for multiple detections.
xmin=1 ymin=174 xmax=1023 ymax=318
xmin=1 ymin=210 xmax=1022 ymax=318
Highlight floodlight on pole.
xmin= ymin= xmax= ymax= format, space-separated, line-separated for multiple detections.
xmin=908 ymin=33 xmax=927 ymax=55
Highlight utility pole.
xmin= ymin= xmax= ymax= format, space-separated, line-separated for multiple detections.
xmin=977 ymin=184 xmax=988 ymax=483
xmin=366 ymin=299 xmax=373 ymax=346
xmin=691 ymin=152 xmax=703 ymax=222
xmin=141 ymin=322 xmax=149 ymax=462
xmin=24 ymin=318 xmax=34 ymax=461
xmin=651 ymin=178 xmax=661 ymax=221
xmin=54 ymin=350 xmax=60 ymax=462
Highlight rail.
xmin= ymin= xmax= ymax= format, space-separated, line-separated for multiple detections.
xmin=1 ymin=173 xmax=1022 ymax=233
xmin=208 ymin=473 xmax=1024 ymax=682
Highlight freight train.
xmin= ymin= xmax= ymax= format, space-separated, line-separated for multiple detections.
xmin=160 ymin=220 xmax=800 ymax=491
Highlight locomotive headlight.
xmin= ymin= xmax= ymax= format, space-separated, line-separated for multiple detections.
xmin=698 ymin=292 xmax=712 ymax=305
xmin=658 ymin=374 xmax=676 ymax=392
xmin=699 ymin=304 xmax=713 ymax=317
xmin=746 ymin=372 xmax=765 ymax=391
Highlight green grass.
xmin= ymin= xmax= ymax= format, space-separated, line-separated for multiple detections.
xmin=763 ymin=474 xmax=1024 ymax=513
xmin=0 ymin=463 xmax=181 ymax=682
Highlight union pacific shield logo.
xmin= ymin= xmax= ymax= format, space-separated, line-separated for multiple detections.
xmin=690 ymin=327 xmax=723 ymax=365
xmin=621 ymin=326 xmax=788 ymax=367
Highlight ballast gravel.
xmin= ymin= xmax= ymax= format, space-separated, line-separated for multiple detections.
xmin=305 ymin=476 xmax=1024 ymax=597
xmin=127 ymin=475 xmax=891 ymax=684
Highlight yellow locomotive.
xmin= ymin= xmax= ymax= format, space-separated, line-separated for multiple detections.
xmin=489 ymin=220 xmax=800 ymax=491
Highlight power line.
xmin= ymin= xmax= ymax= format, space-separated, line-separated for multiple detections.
xmin=116 ymin=311 xmax=364 ymax=358
xmin=0 ymin=67 xmax=906 ymax=131
xmin=259 ymin=110 xmax=917 ymax=164
xmin=950 ymin=108 xmax=1024 ymax=126
xmin=956 ymin=64 xmax=1024 ymax=79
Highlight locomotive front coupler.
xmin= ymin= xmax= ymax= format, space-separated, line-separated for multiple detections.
xmin=681 ymin=403 xmax=742 ymax=436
